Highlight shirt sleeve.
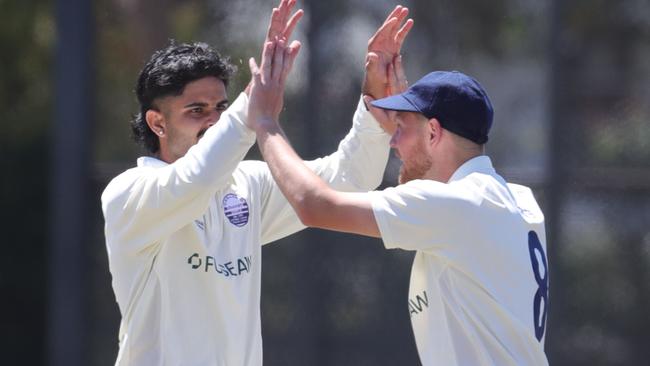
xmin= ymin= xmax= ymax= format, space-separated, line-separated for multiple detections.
xmin=370 ymin=179 xmax=482 ymax=252
xmin=259 ymin=95 xmax=392 ymax=245
xmin=101 ymin=92 xmax=255 ymax=255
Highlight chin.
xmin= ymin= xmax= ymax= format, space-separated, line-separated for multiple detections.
xmin=398 ymin=175 xmax=413 ymax=185
xmin=398 ymin=166 xmax=426 ymax=185
xmin=398 ymin=170 xmax=412 ymax=185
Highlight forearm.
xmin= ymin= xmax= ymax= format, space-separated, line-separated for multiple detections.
xmin=255 ymin=119 xmax=380 ymax=237
xmin=256 ymin=120 xmax=329 ymax=222
xmin=325 ymin=96 xmax=391 ymax=190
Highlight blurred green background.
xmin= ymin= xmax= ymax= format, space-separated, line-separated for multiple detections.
xmin=1 ymin=0 xmax=649 ymax=364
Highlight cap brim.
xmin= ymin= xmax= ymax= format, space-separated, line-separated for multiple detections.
xmin=370 ymin=94 xmax=420 ymax=113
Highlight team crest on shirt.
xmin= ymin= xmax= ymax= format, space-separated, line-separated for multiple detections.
xmin=222 ymin=193 xmax=249 ymax=227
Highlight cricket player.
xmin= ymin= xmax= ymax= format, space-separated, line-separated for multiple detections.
xmin=101 ymin=1 xmax=412 ymax=364
xmin=248 ymin=40 xmax=550 ymax=364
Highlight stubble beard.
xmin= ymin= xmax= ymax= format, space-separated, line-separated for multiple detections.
xmin=397 ymin=146 xmax=433 ymax=185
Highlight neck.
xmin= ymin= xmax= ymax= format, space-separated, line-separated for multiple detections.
xmin=427 ymin=136 xmax=484 ymax=183
xmin=156 ymin=141 xmax=178 ymax=164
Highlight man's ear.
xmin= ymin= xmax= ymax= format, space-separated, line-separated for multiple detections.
xmin=146 ymin=109 xmax=166 ymax=138
xmin=427 ymin=118 xmax=442 ymax=145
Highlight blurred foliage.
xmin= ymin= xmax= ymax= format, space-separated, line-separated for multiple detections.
xmin=0 ymin=0 xmax=53 ymax=364
xmin=560 ymin=0 xmax=650 ymax=168
xmin=0 ymin=1 xmax=53 ymax=143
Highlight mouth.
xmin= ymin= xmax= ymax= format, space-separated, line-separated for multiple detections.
xmin=197 ymin=129 xmax=207 ymax=139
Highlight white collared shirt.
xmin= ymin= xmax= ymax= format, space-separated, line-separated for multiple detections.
xmin=371 ymin=156 xmax=549 ymax=365
xmin=102 ymin=93 xmax=391 ymax=366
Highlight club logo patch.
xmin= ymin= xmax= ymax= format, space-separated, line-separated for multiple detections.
xmin=222 ymin=193 xmax=249 ymax=227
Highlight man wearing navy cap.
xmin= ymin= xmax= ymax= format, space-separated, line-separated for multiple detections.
xmin=248 ymin=43 xmax=550 ymax=365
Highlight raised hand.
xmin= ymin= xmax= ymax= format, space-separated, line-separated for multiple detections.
xmin=363 ymin=55 xmax=408 ymax=136
xmin=266 ymin=0 xmax=303 ymax=44
xmin=246 ymin=0 xmax=304 ymax=95
xmin=248 ymin=39 xmax=301 ymax=130
xmin=362 ymin=5 xmax=413 ymax=99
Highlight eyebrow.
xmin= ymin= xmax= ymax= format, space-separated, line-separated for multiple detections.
xmin=183 ymin=99 xmax=229 ymax=109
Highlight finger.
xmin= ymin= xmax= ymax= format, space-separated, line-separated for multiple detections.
xmin=365 ymin=52 xmax=380 ymax=70
xmin=286 ymin=0 xmax=297 ymax=20
xmin=261 ymin=41 xmax=275 ymax=83
xmin=246 ymin=58 xmax=260 ymax=97
xmin=386 ymin=61 xmax=396 ymax=96
xmin=392 ymin=55 xmax=408 ymax=93
xmin=395 ymin=19 xmax=414 ymax=49
xmin=368 ymin=17 xmax=398 ymax=47
xmin=280 ymin=40 xmax=301 ymax=84
xmin=277 ymin=0 xmax=290 ymax=35
xmin=384 ymin=16 xmax=399 ymax=38
xmin=272 ymin=39 xmax=286 ymax=81
xmin=248 ymin=57 xmax=260 ymax=78
xmin=365 ymin=52 xmax=388 ymax=85
xmin=278 ymin=0 xmax=296 ymax=37
xmin=391 ymin=7 xmax=409 ymax=32
xmin=385 ymin=9 xmax=409 ymax=45
xmin=395 ymin=55 xmax=408 ymax=91
xmin=282 ymin=9 xmax=304 ymax=41
xmin=266 ymin=8 xmax=281 ymax=41
xmin=383 ymin=6 xmax=408 ymax=36
xmin=382 ymin=5 xmax=402 ymax=26
xmin=395 ymin=7 xmax=409 ymax=24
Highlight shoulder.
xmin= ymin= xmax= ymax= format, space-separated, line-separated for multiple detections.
xmin=100 ymin=166 xmax=151 ymax=209
xmin=372 ymin=179 xmax=482 ymax=211
xmin=402 ymin=178 xmax=484 ymax=203
xmin=506 ymin=183 xmax=545 ymax=222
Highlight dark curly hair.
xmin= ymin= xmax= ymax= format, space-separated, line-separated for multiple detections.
xmin=131 ymin=41 xmax=236 ymax=154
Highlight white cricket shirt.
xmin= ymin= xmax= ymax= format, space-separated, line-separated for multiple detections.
xmin=101 ymin=93 xmax=390 ymax=366
xmin=371 ymin=156 xmax=549 ymax=365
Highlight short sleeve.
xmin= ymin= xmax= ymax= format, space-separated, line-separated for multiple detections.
xmin=370 ymin=180 xmax=481 ymax=252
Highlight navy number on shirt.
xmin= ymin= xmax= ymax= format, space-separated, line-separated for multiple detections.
xmin=528 ymin=230 xmax=548 ymax=342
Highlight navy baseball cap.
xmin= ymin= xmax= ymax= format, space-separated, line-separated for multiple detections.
xmin=371 ymin=71 xmax=494 ymax=144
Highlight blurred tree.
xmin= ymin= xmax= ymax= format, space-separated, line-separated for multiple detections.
xmin=546 ymin=0 xmax=650 ymax=364
xmin=0 ymin=0 xmax=53 ymax=364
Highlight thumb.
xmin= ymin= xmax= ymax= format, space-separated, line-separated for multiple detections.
xmin=249 ymin=57 xmax=260 ymax=78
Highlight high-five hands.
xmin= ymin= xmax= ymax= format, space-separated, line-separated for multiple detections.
xmin=248 ymin=39 xmax=301 ymax=130
xmin=362 ymin=5 xmax=413 ymax=136
xmin=245 ymin=0 xmax=303 ymax=98
xmin=363 ymin=5 xmax=413 ymax=100
xmin=246 ymin=0 xmax=303 ymax=130
xmin=265 ymin=0 xmax=303 ymax=46
xmin=363 ymin=53 xmax=408 ymax=136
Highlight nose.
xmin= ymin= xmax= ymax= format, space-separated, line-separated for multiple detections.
xmin=206 ymin=110 xmax=223 ymax=128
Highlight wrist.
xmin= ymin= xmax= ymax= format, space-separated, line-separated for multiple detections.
xmin=362 ymin=77 xmax=381 ymax=100
xmin=253 ymin=116 xmax=280 ymax=133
